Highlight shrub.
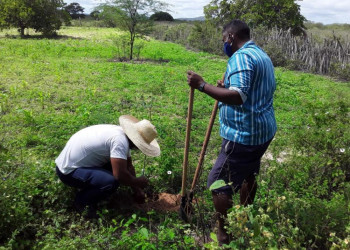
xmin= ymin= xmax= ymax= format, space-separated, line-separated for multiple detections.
xmin=263 ymin=42 xmax=287 ymax=67
xmin=330 ymin=62 xmax=350 ymax=81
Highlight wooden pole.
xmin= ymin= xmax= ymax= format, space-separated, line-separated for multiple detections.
xmin=190 ymin=100 xmax=218 ymax=192
xmin=181 ymin=87 xmax=194 ymax=197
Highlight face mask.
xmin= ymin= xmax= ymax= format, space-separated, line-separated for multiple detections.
xmin=223 ymin=42 xmax=233 ymax=58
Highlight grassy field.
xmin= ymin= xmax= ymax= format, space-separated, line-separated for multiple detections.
xmin=0 ymin=27 xmax=349 ymax=249
xmin=305 ymin=22 xmax=350 ymax=40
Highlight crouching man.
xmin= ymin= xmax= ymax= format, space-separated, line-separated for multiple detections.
xmin=55 ymin=115 xmax=160 ymax=218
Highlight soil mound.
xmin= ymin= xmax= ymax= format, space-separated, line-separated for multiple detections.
xmin=138 ymin=193 xmax=181 ymax=212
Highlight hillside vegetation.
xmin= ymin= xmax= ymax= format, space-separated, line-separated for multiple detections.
xmin=0 ymin=27 xmax=349 ymax=249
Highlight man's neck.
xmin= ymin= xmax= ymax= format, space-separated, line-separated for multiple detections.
xmin=237 ymin=39 xmax=250 ymax=49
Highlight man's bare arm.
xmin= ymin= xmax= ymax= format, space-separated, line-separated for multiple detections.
xmin=126 ymin=157 xmax=136 ymax=176
xmin=187 ymin=71 xmax=243 ymax=105
xmin=110 ymin=158 xmax=148 ymax=189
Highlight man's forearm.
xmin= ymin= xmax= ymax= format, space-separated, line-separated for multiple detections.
xmin=127 ymin=162 xmax=136 ymax=177
xmin=202 ymin=83 xmax=243 ymax=105
xmin=117 ymin=171 xmax=144 ymax=188
xmin=111 ymin=157 xmax=148 ymax=189
xmin=126 ymin=162 xmax=143 ymax=192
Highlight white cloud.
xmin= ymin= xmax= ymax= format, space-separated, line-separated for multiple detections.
xmin=298 ymin=0 xmax=350 ymax=24
xmin=64 ymin=0 xmax=350 ymax=24
xmin=161 ymin=0 xmax=211 ymax=18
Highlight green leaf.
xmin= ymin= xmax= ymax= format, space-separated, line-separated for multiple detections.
xmin=140 ymin=217 xmax=148 ymax=222
xmin=253 ymin=221 xmax=260 ymax=237
xmin=140 ymin=227 xmax=149 ymax=239
xmin=209 ymin=180 xmax=227 ymax=191
xmin=210 ymin=232 xmax=218 ymax=242
xmin=248 ymin=211 xmax=254 ymax=223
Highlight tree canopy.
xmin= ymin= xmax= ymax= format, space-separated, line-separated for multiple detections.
xmin=204 ymin=0 xmax=306 ymax=35
xmin=150 ymin=11 xmax=174 ymax=21
xmin=64 ymin=2 xmax=85 ymax=19
xmin=0 ymin=0 xmax=68 ymax=37
xmin=90 ymin=10 xmax=101 ymax=20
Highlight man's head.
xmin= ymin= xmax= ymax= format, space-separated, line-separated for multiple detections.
xmin=119 ymin=115 xmax=160 ymax=157
xmin=222 ymin=20 xmax=250 ymax=56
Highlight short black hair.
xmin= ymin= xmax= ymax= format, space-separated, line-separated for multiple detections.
xmin=223 ymin=20 xmax=250 ymax=40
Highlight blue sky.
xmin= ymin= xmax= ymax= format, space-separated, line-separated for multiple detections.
xmin=64 ymin=0 xmax=350 ymax=25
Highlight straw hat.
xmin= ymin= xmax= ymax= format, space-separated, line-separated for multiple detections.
xmin=119 ymin=115 xmax=160 ymax=157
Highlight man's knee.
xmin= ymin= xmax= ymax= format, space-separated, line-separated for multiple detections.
xmin=99 ymin=175 xmax=119 ymax=192
xmin=82 ymin=169 xmax=119 ymax=192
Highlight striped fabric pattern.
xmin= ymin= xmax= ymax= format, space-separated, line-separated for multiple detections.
xmin=219 ymin=41 xmax=277 ymax=145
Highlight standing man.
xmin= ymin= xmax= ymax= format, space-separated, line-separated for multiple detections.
xmin=55 ymin=115 xmax=160 ymax=218
xmin=187 ymin=20 xmax=277 ymax=244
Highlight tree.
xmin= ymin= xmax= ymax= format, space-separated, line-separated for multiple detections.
xmin=0 ymin=0 xmax=67 ymax=37
xmin=98 ymin=0 xmax=167 ymax=60
xmin=90 ymin=10 xmax=100 ymax=20
xmin=97 ymin=5 xmax=120 ymax=27
xmin=150 ymin=11 xmax=174 ymax=21
xmin=64 ymin=2 xmax=85 ymax=19
xmin=31 ymin=0 xmax=69 ymax=36
xmin=0 ymin=0 xmax=34 ymax=37
xmin=204 ymin=0 xmax=306 ymax=35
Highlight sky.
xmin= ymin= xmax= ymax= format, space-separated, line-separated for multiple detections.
xmin=64 ymin=0 xmax=350 ymax=25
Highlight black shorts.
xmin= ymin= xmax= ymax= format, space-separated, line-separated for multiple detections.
xmin=207 ymin=138 xmax=272 ymax=195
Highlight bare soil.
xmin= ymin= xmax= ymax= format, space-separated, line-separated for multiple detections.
xmin=137 ymin=193 xmax=181 ymax=212
xmin=108 ymin=191 xmax=181 ymax=213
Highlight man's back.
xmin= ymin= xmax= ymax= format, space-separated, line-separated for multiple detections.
xmin=220 ymin=41 xmax=277 ymax=145
xmin=55 ymin=125 xmax=130 ymax=174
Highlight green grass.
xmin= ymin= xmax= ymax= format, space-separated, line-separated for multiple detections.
xmin=0 ymin=27 xmax=349 ymax=249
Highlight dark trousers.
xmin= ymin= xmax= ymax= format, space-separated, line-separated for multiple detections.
xmin=56 ymin=166 xmax=119 ymax=207
xmin=207 ymin=138 xmax=272 ymax=194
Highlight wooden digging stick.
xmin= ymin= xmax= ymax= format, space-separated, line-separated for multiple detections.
xmin=181 ymin=87 xmax=194 ymax=198
xmin=190 ymin=100 xmax=218 ymax=193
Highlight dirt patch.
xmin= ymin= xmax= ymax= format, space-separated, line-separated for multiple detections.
xmin=263 ymin=150 xmax=289 ymax=163
xmin=108 ymin=191 xmax=181 ymax=213
xmin=137 ymin=193 xmax=181 ymax=212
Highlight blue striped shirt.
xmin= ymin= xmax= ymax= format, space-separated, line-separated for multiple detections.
xmin=219 ymin=41 xmax=277 ymax=145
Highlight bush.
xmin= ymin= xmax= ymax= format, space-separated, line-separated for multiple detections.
xmin=210 ymin=192 xmax=350 ymax=249
xmin=152 ymin=22 xmax=193 ymax=47
xmin=330 ymin=62 xmax=350 ymax=81
xmin=263 ymin=42 xmax=287 ymax=67
xmin=187 ymin=22 xmax=222 ymax=55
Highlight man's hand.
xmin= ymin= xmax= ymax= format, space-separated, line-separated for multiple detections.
xmin=136 ymin=176 xmax=149 ymax=189
xmin=217 ymin=72 xmax=225 ymax=88
xmin=133 ymin=189 xmax=146 ymax=204
xmin=217 ymin=79 xmax=224 ymax=88
xmin=187 ymin=71 xmax=205 ymax=89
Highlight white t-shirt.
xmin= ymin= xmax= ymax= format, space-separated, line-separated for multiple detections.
xmin=55 ymin=125 xmax=131 ymax=174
